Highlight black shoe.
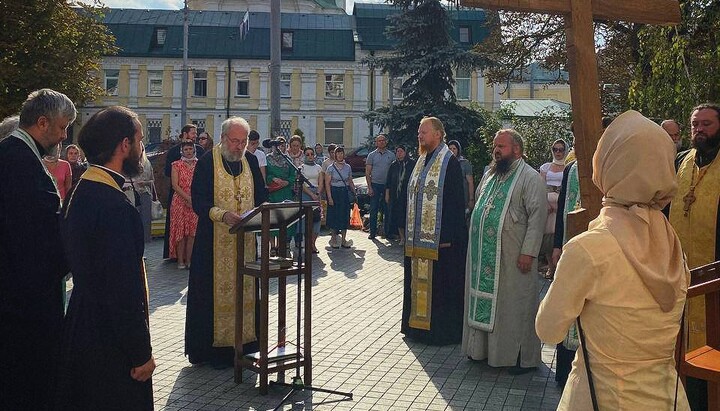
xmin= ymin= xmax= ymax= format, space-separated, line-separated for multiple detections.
xmin=368 ymin=234 xmax=376 ymax=240
xmin=508 ymin=366 xmax=536 ymax=375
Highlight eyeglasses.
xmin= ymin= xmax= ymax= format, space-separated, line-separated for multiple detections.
xmin=552 ymin=147 xmax=565 ymax=153
xmin=199 ymin=137 xmax=208 ymax=141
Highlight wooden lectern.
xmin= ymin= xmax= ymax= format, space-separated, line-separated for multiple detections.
xmin=678 ymin=260 xmax=720 ymax=409
xmin=230 ymin=201 xmax=318 ymax=394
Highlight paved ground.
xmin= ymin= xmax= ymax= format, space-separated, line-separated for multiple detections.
xmin=129 ymin=230 xmax=562 ymax=410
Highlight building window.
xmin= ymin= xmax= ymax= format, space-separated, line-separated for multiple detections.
xmin=105 ymin=69 xmax=119 ymax=96
xmin=456 ymin=68 xmax=471 ymax=101
xmin=280 ymin=73 xmax=291 ymax=98
xmin=148 ymin=70 xmax=163 ymax=96
xmin=459 ymin=26 xmax=471 ymax=43
xmin=324 ymin=121 xmax=344 ymax=145
xmin=391 ymin=77 xmax=404 ymax=100
xmin=193 ymin=70 xmax=207 ymax=97
xmin=235 ymin=73 xmax=249 ymax=97
xmin=325 ymin=74 xmax=344 ymax=99
xmin=281 ymin=31 xmax=293 ymax=51
xmin=147 ymin=119 xmax=162 ymax=143
xmin=153 ymin=27 xmax=167 ymax=47
xmin=192 ymin=119 xmax=206 ymax=134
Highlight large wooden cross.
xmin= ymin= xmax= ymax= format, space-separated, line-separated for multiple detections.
xmin=461 ymin=0 xmax=681 ymax=236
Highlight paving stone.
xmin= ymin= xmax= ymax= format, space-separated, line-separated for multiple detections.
xmin=131 ymin=232 xmax=562 ymax=410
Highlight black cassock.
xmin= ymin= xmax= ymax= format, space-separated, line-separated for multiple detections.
xmin=58 ymin=167 xmax=153 ymax=410
xmin=163 ymin=143 xmax=205 ymax=258
xmin=185 ymin=150 xmax=267 ymax=365
xmin=401 ymin=152 xmax=468 ymax=346
xmin=0 ymin=135 xmax=67 ymax=410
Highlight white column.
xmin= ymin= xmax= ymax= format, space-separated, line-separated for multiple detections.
xmin=215 ymin=69 xmax=226 ymax=110
xmin=172 ymin=70 xmax=183 ymax=109
xmin=128 ymin=68 xmax=139 ymax=108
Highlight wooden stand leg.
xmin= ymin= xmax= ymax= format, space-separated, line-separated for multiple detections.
xmin=710 ymin=382 xmax=719 ymax=411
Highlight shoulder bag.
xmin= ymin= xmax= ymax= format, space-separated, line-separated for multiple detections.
xmin=332 ymin=163 xmax=356 ymax=205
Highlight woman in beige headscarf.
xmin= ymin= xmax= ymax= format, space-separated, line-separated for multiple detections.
xmin=536 ymin=110 xmax=690 ymax=410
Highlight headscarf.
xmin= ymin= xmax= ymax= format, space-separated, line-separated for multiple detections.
xmin=551 ymin=139 xmax=567 ymax=166
xmin=592 ymin=110 xmax=687 ymax=312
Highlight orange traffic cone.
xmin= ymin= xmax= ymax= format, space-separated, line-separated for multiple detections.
xmin=350 ymin=203 xmax=363 ymax=229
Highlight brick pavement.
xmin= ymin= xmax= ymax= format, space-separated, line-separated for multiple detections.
xmin=139 ymin=229 xmax=562 ymax=410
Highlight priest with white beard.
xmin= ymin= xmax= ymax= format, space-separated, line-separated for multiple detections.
xmin=184 ymin=117 xmax=268 ymax=368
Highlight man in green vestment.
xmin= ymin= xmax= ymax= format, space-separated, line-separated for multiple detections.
xmin=462 ymin=129 xmax=546 ymax=374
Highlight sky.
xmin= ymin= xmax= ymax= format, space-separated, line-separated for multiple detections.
xmin=86 ymin=1 xmax=386 ymax=12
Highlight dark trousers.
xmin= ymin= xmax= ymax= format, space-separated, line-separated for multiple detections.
xmin=369 ymin=182 xmax=387 ymax=236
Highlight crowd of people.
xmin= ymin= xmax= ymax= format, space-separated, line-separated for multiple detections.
xmin=1 ymin=86 xmax=718 ymax=410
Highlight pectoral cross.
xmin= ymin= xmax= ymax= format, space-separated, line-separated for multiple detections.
xmin=483 ymin=201 xmax=495 ymax=219
xmin=683 ymin=188 xmax=696 ymax=217
xmin=460 ymin=0 xmax=681 ymax=239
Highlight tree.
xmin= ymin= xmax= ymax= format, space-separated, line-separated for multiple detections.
xmin=465 ymin=102 xmax=572 ymax=176
xmin=0 ymin=0 xmax=116 ymax=119
xmin=469 ymin=1 xmax=720 ymax=123
xmin=629 ymin=1 xmax=720 ymax=125
xmin=362 ymin=0 xmax=490 ymax=152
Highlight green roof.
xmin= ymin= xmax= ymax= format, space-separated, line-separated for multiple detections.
xmin=353 ymin=2 xmax=491 ymax=51
xmin=103 ymin=9 xmax=355 ymax=61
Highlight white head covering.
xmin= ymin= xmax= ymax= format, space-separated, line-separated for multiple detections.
xmin=592 ymin=110 xmax=688 ymax=312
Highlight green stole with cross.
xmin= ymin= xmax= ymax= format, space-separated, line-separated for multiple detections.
xmin=405 ymin=143 xmax=453 ymax=330
xmin=467 ymin=159 xmax=523 ymax=332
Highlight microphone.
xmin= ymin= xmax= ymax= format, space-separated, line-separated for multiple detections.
xmin=263 ymin=138 xmax=280 ymax=148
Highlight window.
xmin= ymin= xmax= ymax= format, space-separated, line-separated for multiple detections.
xmin=235 ymin=73 xmax=249 ymax=97
xmin=325 ymin=74 xmax=344 ymax=99
xmin=281 ymin=31 xmax=293 ymax=51
xmin=280 ymin=73 xmax=291 ymax=98
xmin=148 ymin=71 xmax=163 ymax=96
xmin=147 ymin=119 xmax=162 ymax=143
xmin=154 ymin=27 xmax=167 ymax=47
xmin=456 ymin=68 xmax=471 ymax=101
xmin=192 ymin=119 xmax=206 ymax=134
xmin=459 ymin=26 xmax=471 ymax=43
xmin=324 ymin=121 xmax=344 ymax=145
xmin=391 ymin=77 xmax=404 ymax=100
xmin=105 ymin=69 xmax=119 ymax=96
xmin=193 ymin=70 xmax=207 ymax=97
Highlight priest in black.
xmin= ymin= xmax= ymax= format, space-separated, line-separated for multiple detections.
xmin=58 ymin=106 xmax=155 ymax=410
xmin=401 ymin=117 xmax=468 ymax=345
xmin=0 ymin=89 xmax=76 ymax=410
xmin=163 ymin=124 xmax=204 ymax=258
xmin=185 ymin=117 xmax=267 ymax=367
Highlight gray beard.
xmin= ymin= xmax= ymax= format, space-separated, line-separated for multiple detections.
xmin=221 ymin=145 xmax=245 ymax=162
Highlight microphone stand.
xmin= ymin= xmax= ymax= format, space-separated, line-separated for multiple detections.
xmin=270 ymin=151 xmax=353 ymax=409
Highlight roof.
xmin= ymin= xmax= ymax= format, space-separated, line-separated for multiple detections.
xmin=353 ymin=2 xmax=491 ymax=51
xmin=513 ymin=62 xmax=569 ymax=83
xmin=103 ymin=8 xmax=355 ymax=61
xmin=500 ymin=99 xmax=571 ymax=118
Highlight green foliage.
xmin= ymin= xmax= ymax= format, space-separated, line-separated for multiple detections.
xmin=0 ymin=0 xmax=117 ymax=120
xmin=464 ymin=103 xmax=572 ymax=177
xmin=362 ymin=0 xmax=490 ymax=152
xmin=629 ymin=0 xmax=720 ymax=126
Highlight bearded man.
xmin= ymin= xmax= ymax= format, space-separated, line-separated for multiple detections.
xmin=58 ymin=106 xmax=155 ymax=409
xmin=0 ymin=89 xmax=75 ymax=410
xmin=462 ymin=129 xmax=546 ymax=375
xmin=401 ymin=116 xmax=467 ymax=345
xmin=669 ymin=103 xmax=720 ymax=411
xmin=185 ymin=117 xmax=267 ymax=367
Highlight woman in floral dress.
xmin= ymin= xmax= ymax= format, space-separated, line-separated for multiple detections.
xmin=170 ymin=141 xmax=199 ymax=269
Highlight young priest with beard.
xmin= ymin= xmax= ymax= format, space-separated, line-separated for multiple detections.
xmin=58 ymin=106 xmax=155 ymax=410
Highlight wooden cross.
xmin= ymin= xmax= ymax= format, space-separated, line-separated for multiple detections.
xmin=460 ymin=0 xmax=681 ymax=237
